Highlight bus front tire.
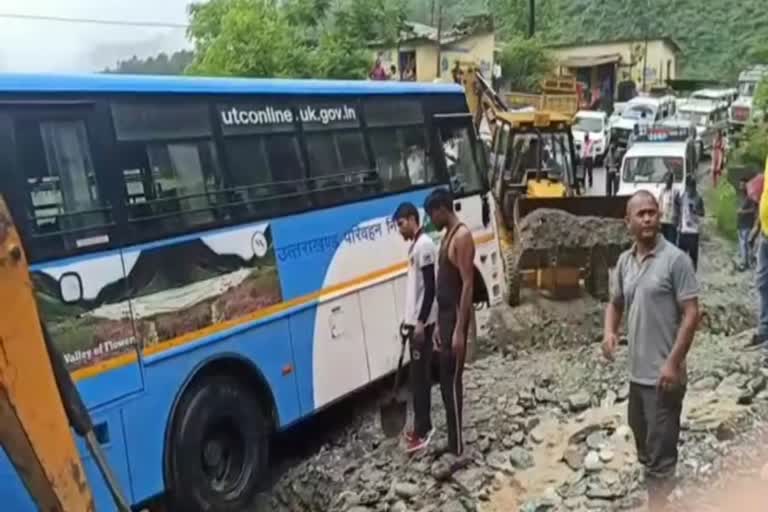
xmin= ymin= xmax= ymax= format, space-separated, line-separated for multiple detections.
xmin=166 ymin=375 xmax=269 ymax=511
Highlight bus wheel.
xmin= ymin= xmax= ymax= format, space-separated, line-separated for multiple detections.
xmin=167 ymin=375 xmax=269 ymax=511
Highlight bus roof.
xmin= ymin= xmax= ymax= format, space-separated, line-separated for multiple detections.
xmin=0 ymin=72 xmax=465 ymax=96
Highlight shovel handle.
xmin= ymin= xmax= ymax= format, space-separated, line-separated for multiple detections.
xmin=391 ymin=326 xmax=410 ymax=393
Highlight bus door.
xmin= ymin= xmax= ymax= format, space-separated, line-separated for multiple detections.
xmin=0 ymin=103 xmax=144 ymax=408
xmin=432 ymin=113 xmax=500 ymax=305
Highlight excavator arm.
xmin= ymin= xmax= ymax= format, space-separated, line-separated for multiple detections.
xmin=0 ymin=196 xmax=129 ymax=512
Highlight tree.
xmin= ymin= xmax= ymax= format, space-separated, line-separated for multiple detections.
xmin=186 ymin=0 xmax=407 ymax=79
xmin=498 ymin=36 xmax=553 ymax=92
xmin=187 ymin=0 xmax=312 ymax=78
xmin=105 ymin=50 xmax=194 ymax=75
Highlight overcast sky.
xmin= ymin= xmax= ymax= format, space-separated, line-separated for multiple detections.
xmin=0 ymin=0 xmax=195 ymax=73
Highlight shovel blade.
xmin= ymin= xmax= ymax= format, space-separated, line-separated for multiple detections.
xmin=379 ymin=397 xmax=407 ymax=438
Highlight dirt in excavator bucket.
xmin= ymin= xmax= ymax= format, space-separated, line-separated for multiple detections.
xmin=502 ymin=199 xmax=632 ymax=306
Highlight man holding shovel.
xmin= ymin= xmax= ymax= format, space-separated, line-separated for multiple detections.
xmin=394 ymin=202 xmax=437 ymax=453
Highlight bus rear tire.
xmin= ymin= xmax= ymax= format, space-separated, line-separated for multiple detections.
xmin=166 ymin=375 xmax=269 ymax=511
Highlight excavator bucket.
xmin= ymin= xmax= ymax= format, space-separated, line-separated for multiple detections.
xmin=515 ymin=195 xmax=629 ymax=222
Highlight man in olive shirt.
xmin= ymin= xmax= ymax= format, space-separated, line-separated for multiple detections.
xmin=603 ymin=190 xmax=700 ymax=511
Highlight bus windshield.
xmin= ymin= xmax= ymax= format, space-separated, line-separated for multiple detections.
xmin=739 ymin=82 xmax=757 ymax=97
xmin=623 ymin=156 xmax=684 ymax=183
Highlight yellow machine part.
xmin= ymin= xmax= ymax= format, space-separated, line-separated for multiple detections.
xmin=0 ymin=198 xmax=95 ymax=511
xmin=525 ymin=178 xmax=567 ymax=199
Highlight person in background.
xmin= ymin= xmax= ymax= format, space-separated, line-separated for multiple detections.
xmin=582 ymin=133 xmax=595 ymax=189
xmin=677 ymin=175 xmax=705 ymax=270
xmin=711 ymin=130 xmax=725 ymax=187
xmin=628 ymin=123 xmax=642 ymax=149
xmin=451 ymin=61 xmax=463 ymax=85
xmin=604 ymin=143 xmax=621 ymax=196
xmin=746 ymin=155 xmax=768 ymax=355
xmin=424 ymin=189 xmax=476 ymax=456
xmin=603 ymin=190 xmax=700 ymax=511
xmin=369 ymin=58 xmax=388 ymax=80
xmin=492 ymin=61 xmax=502 ymax=90
xmin=394 ymin=202 xmax=437 ymax=453
xmin=658 ymin=172 xmax=681 ymax=244
xmin=736 ymin=176 xmax=757 ymax=271
xmin=389 ymin=65 xmax=399 ymax=81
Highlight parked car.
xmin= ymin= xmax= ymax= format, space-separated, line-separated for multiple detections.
xmin=611 ymin=95 xmax=677 ymax=149
xmin=572 ymin=110 xmax=611 ymax=163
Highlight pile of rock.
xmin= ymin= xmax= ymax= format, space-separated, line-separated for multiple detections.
xmin=516 ymin=209 xmax=630 ymax=254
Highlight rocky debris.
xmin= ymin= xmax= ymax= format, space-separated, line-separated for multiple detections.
xmin=509 ymin=447 xmax=535 ymax=470
xmin=516 ymin=208 xmax=630 ymax=254
xmin=259 ymin=214 xmax=765 ymax=512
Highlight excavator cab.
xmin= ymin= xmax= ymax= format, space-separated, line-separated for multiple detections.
xmin=488 ymin=110 xmax=579 ymax=229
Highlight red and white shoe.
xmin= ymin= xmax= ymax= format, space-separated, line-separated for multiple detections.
xmin=405 ymin=428 xmax=434 ymax=454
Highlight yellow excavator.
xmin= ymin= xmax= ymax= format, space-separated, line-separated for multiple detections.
xmin=0 ymin=197 xmax=131 ymax=512
xmin=463 ymin=68 xmax=629 ymax=306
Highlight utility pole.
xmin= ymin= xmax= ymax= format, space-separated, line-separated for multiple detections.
xmin=430 ymin=0 xmax=436 ymax=26
xmin=435 ymin=0 xmax=443 ymax=79
xmin=528 ymin=0 xmax=535 ymax=38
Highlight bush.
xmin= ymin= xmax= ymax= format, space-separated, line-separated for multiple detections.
xmin=708 ymin=179 xmax=738 ymax=242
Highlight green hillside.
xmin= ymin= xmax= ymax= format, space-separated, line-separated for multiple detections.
xmin=407 ymin=0 xmax=768 ymax=80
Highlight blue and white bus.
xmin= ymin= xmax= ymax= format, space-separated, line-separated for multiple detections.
xmin=0 ymin=73 xmax=503 ymax=511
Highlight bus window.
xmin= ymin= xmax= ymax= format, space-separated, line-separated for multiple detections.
xmin=439 ymin=125 xmax=484 ymax=196
xmin=369 ymin=126 xmax=434 ymax=192
xmin=305 ymin=130 xmax=373 ymax=206
xmin=15 ymin=116 xmax=113 ymax=257
xmin=111 ymin=102 xmax=226 ymax=239
xmin=223 ymin=133 xmax=307 ymax=220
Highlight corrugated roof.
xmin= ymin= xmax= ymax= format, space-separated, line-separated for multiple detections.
xmin=549 ymin=37 xmax=682 ymax=54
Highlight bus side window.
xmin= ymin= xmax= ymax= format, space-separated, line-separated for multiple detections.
xmin=368 ymin=126 xmax=434 ymax=193
xmin=111 ymin=102 xmax=226 ymax=241
xmin=305 ymin=129 xmax=372 ymax=207
xmin=15 ymin=115 xmax=114 ymax=258
xmin=222 ymin=133 xmax=308 ymax=221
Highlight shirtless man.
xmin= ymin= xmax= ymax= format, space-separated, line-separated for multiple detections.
xmin=424 ymin=188 xmax=475 ymax=456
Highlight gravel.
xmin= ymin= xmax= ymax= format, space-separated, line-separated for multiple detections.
xmin=254 ymin=211 xmax=765 ymax=511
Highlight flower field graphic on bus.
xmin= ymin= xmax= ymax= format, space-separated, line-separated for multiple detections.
xmin=31 ymin=224 xmax=282 ymax=372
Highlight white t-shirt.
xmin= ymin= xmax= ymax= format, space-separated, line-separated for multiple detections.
xmin=404 ymin=232 xmax=438 ymax=326
xmin=680 ymin=192 xmax=702 ymax=234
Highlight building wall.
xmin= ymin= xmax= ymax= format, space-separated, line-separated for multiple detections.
xmin=372 ymin=31 xmax=495 ymax=83
xmin=439 ymin=32 xmax=496 ymax=81
xmin=551 ymin=40 xmax=678 ymax=89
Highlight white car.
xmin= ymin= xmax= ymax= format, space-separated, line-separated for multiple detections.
xmin=618 ymin=139 xmax=695 ymax=198
xmin=611 ymin=95 xmax=676 ymax=149
xmin=572 ymin=110 xmax=610 ymax=162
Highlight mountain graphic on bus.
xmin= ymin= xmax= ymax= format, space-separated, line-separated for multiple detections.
xmin=32 ymin=224 xmax=282 ymax=371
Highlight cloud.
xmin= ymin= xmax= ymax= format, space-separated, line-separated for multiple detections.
xmin=0 ymin=0 xmax=195 ymax=72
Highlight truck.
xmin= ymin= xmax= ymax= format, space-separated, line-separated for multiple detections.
xmin=729 ymin=65 xmax=768 ymax=132
xmin=504 ymin=75 xmax=582 ymax=118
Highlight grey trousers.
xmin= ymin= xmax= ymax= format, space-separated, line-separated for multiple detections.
xmin=628 ymin=383 xmax=685 ymax=481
